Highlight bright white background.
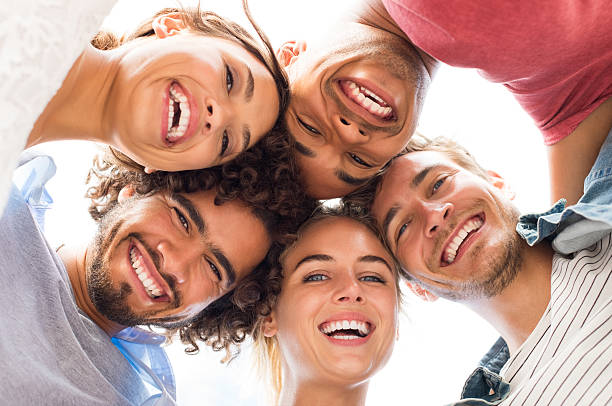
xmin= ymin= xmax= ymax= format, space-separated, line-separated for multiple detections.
xmin=33 ymin=0 xmax=550 ymax=404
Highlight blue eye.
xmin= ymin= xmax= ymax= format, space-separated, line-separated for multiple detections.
xmin=173 ymin=208 xmax=189 ymax=232
xmin=225 ymin=65 xmax=234 ymax=93
xmin=432 ymin=178 xmax=445 ymax=193
xmin=398 ymin=223 xmax=408 ymax=238
xmin=297 ymin=116 xmax=321 ymax=135
xmin=360 ymin=275 xmax=385 ymax=283
xmin=304 ymin=273 xmax=328 ymax=282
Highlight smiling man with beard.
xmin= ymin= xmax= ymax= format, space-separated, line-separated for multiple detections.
xmin=0 ymin=135 xmax=314 ymax=405
xmin=344 ymin=132 xmax=612 ymax=405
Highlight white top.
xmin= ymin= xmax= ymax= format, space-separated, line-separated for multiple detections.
xmin=500 ymin=233 xmax=612 ymax=405
xmin=0 ymin=0 xmax=117 ymax=216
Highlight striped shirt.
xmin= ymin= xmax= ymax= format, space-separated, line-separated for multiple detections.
xmin=500 ymin=233 xmax=612 ymax=405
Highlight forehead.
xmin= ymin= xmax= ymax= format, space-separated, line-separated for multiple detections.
xmin=373 ymin=151 xmax=459 ymax=209
xmin=284 ymin=217 xmax=390 ymax=266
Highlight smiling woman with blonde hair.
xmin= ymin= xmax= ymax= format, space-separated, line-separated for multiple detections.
xmin=253 ymin=207 xmax=401 ymax=405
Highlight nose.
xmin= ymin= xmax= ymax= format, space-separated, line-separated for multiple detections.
xmin=333 ymin=114 xmax=369 ymax=146
xmin=156 ymin=240 xmax=200 ymax=285
xmin=334 ymin=274 xmax=365 ymax=304
xmin=203 ymin=97 xmax=232 ymax=134
xmin=421 ymin=201 xmax=454 ymax=238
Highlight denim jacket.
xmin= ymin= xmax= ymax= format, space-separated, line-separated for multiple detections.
xmin=449 ymin=128 xmax=612 ymax=406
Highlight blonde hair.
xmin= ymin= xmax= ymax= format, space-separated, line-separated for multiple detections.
xmin=251 ymin=206 xmax=402 ymax=403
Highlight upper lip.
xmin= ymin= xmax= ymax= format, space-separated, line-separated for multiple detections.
xmin=334 ymin=78 xmax=399 ymax=128
xmin=130 ymin=238 xmax=174 ymax=302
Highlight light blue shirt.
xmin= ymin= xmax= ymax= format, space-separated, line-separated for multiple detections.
xmin=14 ymin=153 xmax=176 ymax=406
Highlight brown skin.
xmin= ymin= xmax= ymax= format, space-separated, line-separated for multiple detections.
xmin=59 ymin=187 xmax=270 ymax=336
xmin=281 ymin=0 xmax=438 ymax=199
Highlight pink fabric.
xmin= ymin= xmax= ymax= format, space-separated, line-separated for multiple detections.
xmin=383 ymin=0 xmax=612 ymax=145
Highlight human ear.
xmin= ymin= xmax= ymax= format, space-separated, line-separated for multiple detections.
xmin=262 ymin=312 xmax=279 ymax=338
xmin=405 ymin=281 xmax=438 ymax=302
xmin=276 ymin=40 xmax=308 ymax=68
xmin=152 ymin=14 xmax=187 ymax=39
xmin=118 ymin=185 xmax=136 ymax=203
xmin=486 ymin=170 xmax=516 ymax=201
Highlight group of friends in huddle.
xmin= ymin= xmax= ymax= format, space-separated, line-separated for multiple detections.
xmin=1 ymin=0 xmax=611 ymax=405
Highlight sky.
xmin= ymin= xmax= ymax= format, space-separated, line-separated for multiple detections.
xmin=33 ymin=0 xmax=551 ymax=404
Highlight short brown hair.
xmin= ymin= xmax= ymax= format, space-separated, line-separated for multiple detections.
xmin=343 ymin=134 xmax=489 ymax=216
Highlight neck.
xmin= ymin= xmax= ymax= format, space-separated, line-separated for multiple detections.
xmin=27 ymin=45 xmax=119 ymax=148
xmin=58 ymin=242 xmax=125 ymax=336
xmin=279 ymin=374 xmax=369 ymax=406
xmin=351 ymin=0 xmax=439 ymax=79
xmin=463 ymin=241 xmax=554 ymax=354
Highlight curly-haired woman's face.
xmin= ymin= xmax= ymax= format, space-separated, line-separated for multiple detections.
xmin=86 ymin=186 xmax=271 ymax=328
xmin=105 ymin=15 xmax=279 ymax=172
xmin=265 ymin=217 xmax=398 ymax=385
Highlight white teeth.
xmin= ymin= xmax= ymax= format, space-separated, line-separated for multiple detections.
xmin=129 ymin=247 xmax=164 ymax=299
xmin=443 ymin=217 xmax=484 ymax=264
xmin=320 ymin=320 xmax=371 ymax=337
xmin=344 ymin=80 xmax=393 ymax=119
xmin=167 ymin=84 xmax=190 ymax=140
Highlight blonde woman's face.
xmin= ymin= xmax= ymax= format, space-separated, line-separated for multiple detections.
xmin=267 ymin=217 xmax=398 ymax=385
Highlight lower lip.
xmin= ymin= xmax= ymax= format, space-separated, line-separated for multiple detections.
xmin=161 ymin=82 xmax=200 ymax=147
xmin=321 ymin=330 xmax=374 ymax=346
xmin=443 ymin=216 xmax=486 ymax=266
xmin=336 ymin=78 xmax=397 ymax=125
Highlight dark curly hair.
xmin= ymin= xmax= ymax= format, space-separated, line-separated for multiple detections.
xmin=86 ymin=128 xmax=318 ymax=354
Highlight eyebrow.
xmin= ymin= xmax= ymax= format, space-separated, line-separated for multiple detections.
xmin=172 ymin=193 xmax=205 ymax=235
xmin=241 ymin=125 xmax=251 ymax=153
xmin=358 ymin=255 xmax=392 ymax=272
xmin=294 ymin=140 xmax=316 ymax=158
xmin=295 ymin=254 xmax=334 ymax=270
xmin=210 ymin=246 xmax=237 ymax=289
xmin=245 ymin=67 xmax=254 ymax=103
xmin=382 ymin=204 xmax=401 ymax=240
xmin=335 ymin=169 xmax=371 ymax=186
xmin=172 ymin=194 xmax=236 ymax=288
xmin=412 ymin=165 xmax=439 ymax=188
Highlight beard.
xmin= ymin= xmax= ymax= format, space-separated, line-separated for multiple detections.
xmin=85 ymin=199 xmax=188 ymax=329
xmin=421 ymin=202 xmax=524 ymax=302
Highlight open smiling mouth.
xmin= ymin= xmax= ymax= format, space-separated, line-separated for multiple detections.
xmin=339 ymin=79 xmax=395 ymax=121
xmin=129 ymin=245 xmax=168 ymax=300
xmin=441 ymin=214 xmax=485 ymax=266
xmin=166 ymin=82 xmax=191 ymax=143
xmin=319 ymin=319 xmax=372 ymax=341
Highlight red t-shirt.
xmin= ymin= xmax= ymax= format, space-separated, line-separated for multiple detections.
xmin=383 ymin=0 xmax=612 ymax=145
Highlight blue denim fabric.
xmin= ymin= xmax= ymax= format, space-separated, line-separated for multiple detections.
xmin=446 ymin=338 xmax=510 ymax=406
xmin=14 ymin=154 xmax=176 ymax=406
xmin=516 ymin=127 xmax=612 ymax=254
xmin=452 ymin=128 xmax=612 ymax=405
